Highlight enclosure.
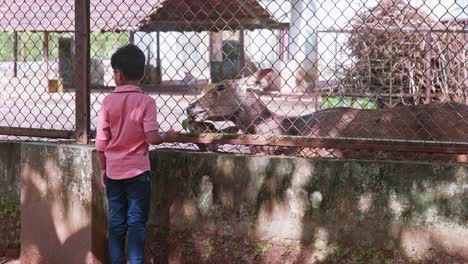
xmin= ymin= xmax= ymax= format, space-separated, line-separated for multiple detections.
xmin=0 ymin=0 xmax=467 ymax=263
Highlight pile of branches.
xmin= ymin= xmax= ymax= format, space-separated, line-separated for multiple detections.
xmin=338 ymin=0 xmax=468 ymax=107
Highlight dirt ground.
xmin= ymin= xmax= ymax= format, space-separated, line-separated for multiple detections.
xmin=147 ymin=231 xmax=467 ymax=264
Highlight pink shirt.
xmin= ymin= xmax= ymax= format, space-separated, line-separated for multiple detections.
xmin=95 ymin=85 xmax=159 ymax=180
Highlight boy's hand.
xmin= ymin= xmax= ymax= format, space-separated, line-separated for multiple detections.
xmin=101 ymin=170 xmax=106 ymax=188
xmin=164 ymin=130 xmax=180 ymax=142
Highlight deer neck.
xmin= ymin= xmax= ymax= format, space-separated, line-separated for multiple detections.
xmin=234 ymin=96 xmax=284 ymax=135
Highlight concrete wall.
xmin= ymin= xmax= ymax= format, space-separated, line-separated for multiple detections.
xmin=0 ymin=142 xmax=466 ymax=263
xmin=146 ymin=150 xmax=468 ymax=263
xmin=20 ymin=143 xmax=107 ymax=263
xmin=0 ymin=143 xmax=21 ymax=256
xmin=19 ymin=143 xmax=108 ymax=264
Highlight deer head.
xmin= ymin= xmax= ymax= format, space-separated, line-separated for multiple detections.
xmin=186 ymin=75 xmax=262 ymax=122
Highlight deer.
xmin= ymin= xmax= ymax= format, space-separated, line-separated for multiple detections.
xmin=186 ymin=77 xmax=468 ymax=158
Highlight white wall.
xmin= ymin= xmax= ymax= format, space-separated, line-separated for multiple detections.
xmin=135 ymin=31 xmax=210 ymax=81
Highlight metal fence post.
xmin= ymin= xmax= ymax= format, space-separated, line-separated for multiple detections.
xmin=75 ymin=0 xmax=91 ymax=144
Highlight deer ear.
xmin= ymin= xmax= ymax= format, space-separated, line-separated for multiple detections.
xmin=231 ymin=78 xmax=262 ymax=95
xmin=231 ymin=79 xmax=246 ymax=91
xmin=242 ymin=71 xmax=259 ymax=86
xmin=239 ymin=72 xmax=265 ymax=92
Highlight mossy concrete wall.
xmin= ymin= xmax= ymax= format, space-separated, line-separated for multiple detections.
xmin=147 ymin=150 xmax=468 ymax=263
xmin=0 ymin=142 xmax=466 ymax=263
xmin=0 ymin=143 xmax=21 ymax=256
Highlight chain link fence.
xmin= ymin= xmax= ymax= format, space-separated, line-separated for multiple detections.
xmin=0 ymin=0 xmax=467 ymax=162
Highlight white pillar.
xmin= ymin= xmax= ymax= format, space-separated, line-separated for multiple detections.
xmin=273 ymin=0 xmax=318 ymax=94
xmin=134 ymin=32 xmax=155 ymax=65
xmin=289 ymin=0 xmax=316 ymax=66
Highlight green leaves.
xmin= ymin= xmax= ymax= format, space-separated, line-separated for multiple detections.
xmin=182 ymin=112 xmax=195 ymax=132
xmin=182 ymin=119 xmax=190 ymax=131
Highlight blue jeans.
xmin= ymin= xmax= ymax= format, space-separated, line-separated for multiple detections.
xmin=105 ymin=171 xmax=151 ymax=264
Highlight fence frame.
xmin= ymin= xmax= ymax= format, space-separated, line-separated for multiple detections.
xmin=178 ymin=134 xmax=468 ymax=154
xmin=0 ymin=1 xmax=466 ymax=156
xmin=75 ymin=0 xmax=91 ymax=144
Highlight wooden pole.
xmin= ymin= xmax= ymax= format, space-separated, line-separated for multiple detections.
xmin=13 ymin=31 xmax=18 ymax=77
xmin=209 ymin=32 xmax=223 ymax=62
xmin=43 ymin=32 xmax=49 ymax=78
xmin=278 ymin=28 xmax=288 ymax=61
xmin=156 ymin=31 xmax=161 ymax=84
xmin=209 ymin=32 xmax=223 ymax=81
xmin=239 ymin=29 xmax=245 ymax=77
xmin=129 ymin=31 xmax=135 ymax=44
xmin=20 ymin=32 xmax=25 ymax=61
xmin=424 ymin=33 xmax=433 ymax=104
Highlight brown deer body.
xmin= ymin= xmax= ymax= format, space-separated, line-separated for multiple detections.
xmin=187 ymin=78 xmax=468 ymax=156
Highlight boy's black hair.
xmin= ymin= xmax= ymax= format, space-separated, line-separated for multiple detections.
xmin=111 ymin=44 xmax=146 ymax=81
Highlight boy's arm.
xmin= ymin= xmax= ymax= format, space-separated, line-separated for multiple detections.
xmin=98 ymin=151 xmax=106 ymax=188
xmin=96 ymin=99 xmax=110 ymax=188
xmin=145 ymin=130 xmax=178 ymax=145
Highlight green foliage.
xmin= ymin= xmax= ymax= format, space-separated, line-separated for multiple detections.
xmin=0 ymin=32 xmax=15 ymax=61
xmin=90 ymin=32 xmax=129 ymax=59
xmin=321 ymin=96 xmax=378 ymax=110
xmin=182 ymin=112 xmax=195 ymax=132
xmin=0 ymin=31 xmax=129 ymax=61
xmin=0 ymin=32 xmax=44 ymax=61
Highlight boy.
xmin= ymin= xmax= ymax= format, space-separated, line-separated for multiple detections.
xmin=95 ymin=44 xmax=178 ymax=264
